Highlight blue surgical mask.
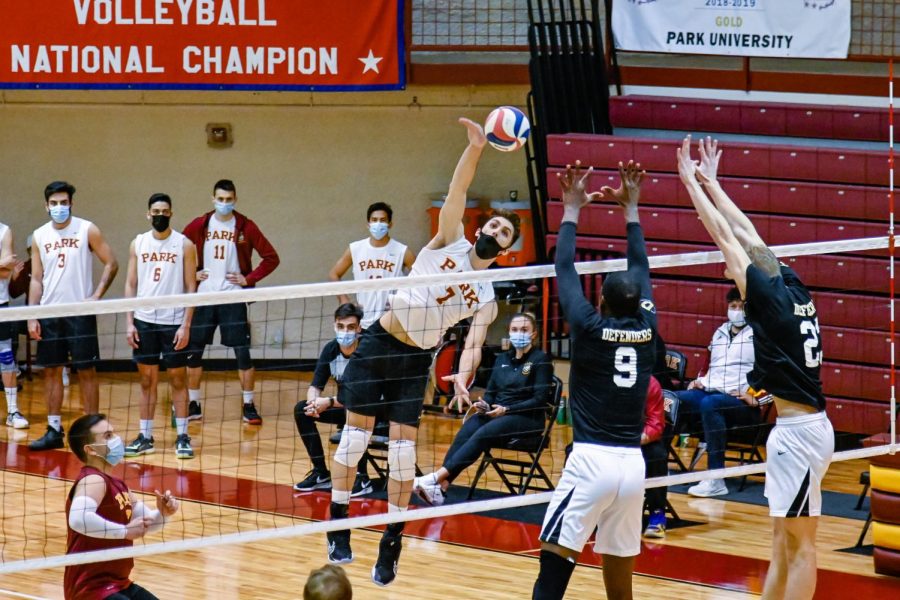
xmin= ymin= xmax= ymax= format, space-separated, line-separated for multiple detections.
xmin=335 ymin=329 xmax=357 ymax=347
xmin=214 ymin=200 xmax=235 ymax=217
xmin=728 ymin=308 xmax=746 ymax=327
xmin=49 ymin=205 xmax=70 ymax=224
xmin=509 ymin=332 xmax=533 ymax=350
xmin=369 ymin=222 xmax=389 ymax=240
xmin=98 ymin=435 xmax=125 ymax=466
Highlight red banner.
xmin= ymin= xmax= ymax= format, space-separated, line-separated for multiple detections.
xmin=0 ymin=1 xmax=405 ymax=91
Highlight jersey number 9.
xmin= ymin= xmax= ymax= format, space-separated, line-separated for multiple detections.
xmin=614 ymin=347 xmax=638 ymax=388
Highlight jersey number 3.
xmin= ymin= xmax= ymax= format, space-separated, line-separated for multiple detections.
xmin=614 ymin=347 xmax=637 ymax=388
xmin=800 ymin=318 xmax=823 ymax=368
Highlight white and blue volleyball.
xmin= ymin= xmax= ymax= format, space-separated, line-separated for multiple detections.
xmin=484 ymin=106 xmax=531 ymax=152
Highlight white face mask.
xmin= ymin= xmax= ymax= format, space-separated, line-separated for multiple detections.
xmin=728 ymin=308 xmax=746 ymax=327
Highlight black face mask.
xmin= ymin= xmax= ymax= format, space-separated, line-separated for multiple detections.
xmin=474 ymin=233 xmax=503 ymax=260
xmin=151 ymin=215 xmax=171 ymax=233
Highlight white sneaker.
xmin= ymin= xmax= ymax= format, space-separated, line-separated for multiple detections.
xmin=6 ymin=411 xmax=29 ymax=429
xmin=414 ymin=473 xmax=438 ymax=490
xmin=414 ymin=483 xmax=445 ymax=507
xmin=688 ymin=478 xmax=728 ymax=498
xmin=61 ymin=368 xmax=70 ymax=387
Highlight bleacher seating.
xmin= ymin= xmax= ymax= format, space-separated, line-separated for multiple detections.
xmin=543 ymin=97 xmax=893 ymax=436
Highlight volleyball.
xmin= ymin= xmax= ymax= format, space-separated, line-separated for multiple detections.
xmin=484 ymin=106 xmax=531 ymax=152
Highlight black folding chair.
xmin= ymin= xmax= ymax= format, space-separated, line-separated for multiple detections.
xmin=466 ymin=375 xmax=564 ymax=498
xmin=662 ymin=389 xmax=690 ymax=473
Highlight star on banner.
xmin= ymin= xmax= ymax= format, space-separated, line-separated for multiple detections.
xmin=359 ymin=50 xmax=383 ymax=74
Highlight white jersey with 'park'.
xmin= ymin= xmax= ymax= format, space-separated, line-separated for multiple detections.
xmin=349 ymin=237 xmax=408 ymax=328
xmin=390 ymin=236 xmax=495 ymax=350
xmin=199 ymin=215 xmax=240 ymax=293
xmin=33 ymin=217 xmax=94 ymax=306
xmin=134 ymin=230 xmax=187 ymax=326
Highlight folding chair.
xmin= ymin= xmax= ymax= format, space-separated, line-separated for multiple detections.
xmin=664 ymin=349 xmax=688 ymax=389
xmin=662 ymin=389 xmax=689 ymax=473
xmin=466 ymin=375 xmax=564 ymax=499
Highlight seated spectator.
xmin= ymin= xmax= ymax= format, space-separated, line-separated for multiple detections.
xmin=413 ymin=313 xmax=553 ymax=506
xmin=304 ymin=564 xmax=352 ymax=600
xmin=642 ymin=376 xmax=668 ymax=538
xmin=678 ymin=287 xmax=758 ymax=497
xmin=293 ymin=303 xmax=379 ymax=497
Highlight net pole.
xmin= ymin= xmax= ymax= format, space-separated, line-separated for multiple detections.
xmin=890 ymin=57 xmax=896 ymax=449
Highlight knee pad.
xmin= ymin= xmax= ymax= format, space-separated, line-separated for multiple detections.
xmin=186 ymin=348 xmax=204 ymax=369
xmin=388 ymin=439 xmax=417 ymax=482
xmin=0 ymin=339 xmax=16 ymax=373
xmin=233 ymin=346 xmax=253 ymax=371
xmin=334 ymin=426 xmax=372 ymax=468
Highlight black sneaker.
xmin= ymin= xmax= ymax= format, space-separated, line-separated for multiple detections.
xmin=242 ymin=402 xmax=262 ymax=425
xmin=28 ymin=426 xmax=64 ymax=451
xmin=350 ymin=473 xmax=373 ymax=498
xmin=175 ymin=434 xmax=195 ymax=459
xmin=124 ymin=434 xmax=155 ymax=457
xmin=372 ymin=530 xmax=402 ymax=586
xmin=293 ymin=470 xmax=332 ymax=492
xmin=188 ymin=400 xmax=203 ymax=421
xmin=326 ymin=530 xmax=353 ymax=565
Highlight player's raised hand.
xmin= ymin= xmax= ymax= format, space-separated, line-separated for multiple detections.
xmin=601 ymin=160 xmax=645 ymax=214
xmin=459 ymin=117 xmax=487 ymax=149
xmin=676 ymin=135 xmax=700 ymax=185
xmin=154 ymin=489 xmax=179 ymax=517
xmin=558 ymin=160 xmax=602 ymax=212
xmin=696 ymin=136 xmax=722 ymax=185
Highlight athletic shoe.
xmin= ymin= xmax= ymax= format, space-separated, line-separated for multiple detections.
xmin=28 ymin=426 xmax=64 ymax=451
xmin=326 ymin=530 xmax=353 ymax=565
xmin=6 ymin=411 xmax=29 ymax=429
xmin=643 ymin=510 xmax=667 ymax=539
xmin=175 ymin=434 xmax=195 ymax=459
xmin=350 ymin=473 xmax=373 ymax=498
xmin=242 ymin=402 xmax=263 ymax=425
xmin=188 ymin=400 xmax=203 ymax=421
xmin=124 ymin=434 xmax=155 ymax=457
xmin=294 ymin=469 xmax=331 ymax=492
xmin=413 ymin=482 xmax=445 ymax=507
xmin=688 ymin=478 xmax=728 ymax=498
xmin=372 ymin=530 xmax=402 ymax=586
xmin=61 ymin=367 xmax=70 ymax=387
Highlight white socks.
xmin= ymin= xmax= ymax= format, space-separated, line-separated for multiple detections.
xmin=4 ymin=387 xmax=17 ymax=414
xmin=188 ymin=389 xmax=201 ymax=405
xmin=140 ymin=419 xmax=153 ymax=439
xmin=48 ymin=415 xmax=62 ymax=432
xmin=175 ymin=418 xmax=188 ymax=436
xmin=388 ymin=504 xmax=408 ymax=514
xmin=242 ymin=390 xmax=254 ymax=405
xmin=332 ymin=489 xmax=351 ymax=504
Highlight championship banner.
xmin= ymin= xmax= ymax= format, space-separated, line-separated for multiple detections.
xmin=0 ymin=1 xmax=405 ymax=91
xmin=613 ymin=0 xmax=851 ymax=59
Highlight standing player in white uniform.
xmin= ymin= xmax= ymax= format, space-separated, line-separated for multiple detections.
xmin=28 ymin=181 xmax=119 ymax=451
xmin=123 ymin=194 xmax=198 ymax=460
xmin=0 ymin=221 xmax=28 ymax=429
xmin=328 ymin=202 xmax=415 ymax=328
xmin=678 ymin=136 xmax=833 ymax=600
xmin=533 ymin=161 xmax=655 ymax=600
xmin=325 ymin=118 xmax=521 ymax=586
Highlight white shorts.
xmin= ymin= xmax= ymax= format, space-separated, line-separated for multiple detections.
xmin=765 ymin=411 xmax=834 ymax=518
xmin=539 ymin=443 xmax=645 ymax=557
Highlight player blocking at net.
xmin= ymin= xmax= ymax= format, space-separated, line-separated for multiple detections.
xmin=533 ymin=160 xmax=656 ymax=600
xmin=123 ymin=193 xmax=198 ymax=460
xmin=325 ymin=117 xmax=521 ymax=586
xmin=677 ymin=136 xmax=832 ymax=600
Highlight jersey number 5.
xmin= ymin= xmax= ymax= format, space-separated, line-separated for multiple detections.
xmin=614 ymin=347 xmax=637 ymax=388
xmin=800 ymin=318 xmax=823 ymax=368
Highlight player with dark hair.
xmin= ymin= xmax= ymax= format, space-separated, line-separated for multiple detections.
xmin=533 ymin=160 xmax=655 ymax=600
xmin=0 ymin=219 xmax=27 ymax=429
xmin=328 ymin=201 xmax=414 ymax=328
xmin=677 ymin=136 xmax=832 ymax=600
xmin=28 ymin=181 xmax=119 ymax=451
xmin=182 ymin=179 xmax=280 ymax=425
xmin=325 ymin=118 xmax=521 ymax=586
xmin=65 ymin=413 xmax=179 ymax=600
xmin=123 ymin=193 xmax=198 ymax=459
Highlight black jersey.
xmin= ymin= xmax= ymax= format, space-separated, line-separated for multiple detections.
xmin=556 ymin=221 xmax=657 ymax=447
xmin=743 ymin=263 xmax=826 ymax=411
xmin=311 ymin=339 xmax=352 ymax=389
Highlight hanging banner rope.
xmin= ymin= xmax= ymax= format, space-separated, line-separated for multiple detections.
xmin=0 ymin=0 xmax=405 ymax=91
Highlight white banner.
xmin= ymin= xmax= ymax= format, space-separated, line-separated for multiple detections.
xmin=612 ymin=0 xmax=851 ymax=59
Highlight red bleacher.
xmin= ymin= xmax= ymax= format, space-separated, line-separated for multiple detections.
xmin=544 ymin=98 xmax=892 ymax=435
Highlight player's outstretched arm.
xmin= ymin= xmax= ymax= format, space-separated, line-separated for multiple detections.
xmin=88 ymin=224 xmax=119 ymax=300
xmin=0 ymin=227 xmax=16 ymax=278
xmin=27 ymin=235 xmax=44 ymax=340
xmin=444 ymin=299 xmax=497 ymax=413
xmin=175 ymin=239 xmax=198 ymax=351
xmin=601 ymin=161 xmax=653 ymax=304
xmin=434 ymin=118 xmax=487 ymax=248
xmin=694 ymin=136 xmax=766 ymax=251
xmin=677 ymin=136 xmax=752 ymax=295
xmin=328 ymin=247 xmax=353 ymax=305
xmin=555 ymin=161 xmax=604 ymax=333
xmin=124 ymin=241 xmax=139 ymax=350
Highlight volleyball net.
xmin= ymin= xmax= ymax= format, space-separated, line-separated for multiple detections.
xmin=0 ymin=231 xmax=897 ymax=575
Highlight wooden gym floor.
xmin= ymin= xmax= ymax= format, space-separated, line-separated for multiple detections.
xmin=0 ymin=371 xmax=896 ymax=599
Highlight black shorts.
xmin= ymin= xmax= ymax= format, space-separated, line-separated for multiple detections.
xmin=338 ymin=321 xmax=432 ymax=427
xmin=36 ymin=315 xmax=100 ymax=368
xmin=0 ymin=302 xmax=13 ymax=340
xmin=189 ymin=303 xmax=251 ymax=349
xmin=133 ymin=319 xmax=189 ymax=368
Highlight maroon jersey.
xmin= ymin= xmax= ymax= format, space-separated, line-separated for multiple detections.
xmin=64 ymin=466 xmax=134 ymax=600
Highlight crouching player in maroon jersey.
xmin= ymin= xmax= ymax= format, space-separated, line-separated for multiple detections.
xmin=65 ymin=414 xmax=179 ymax=600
